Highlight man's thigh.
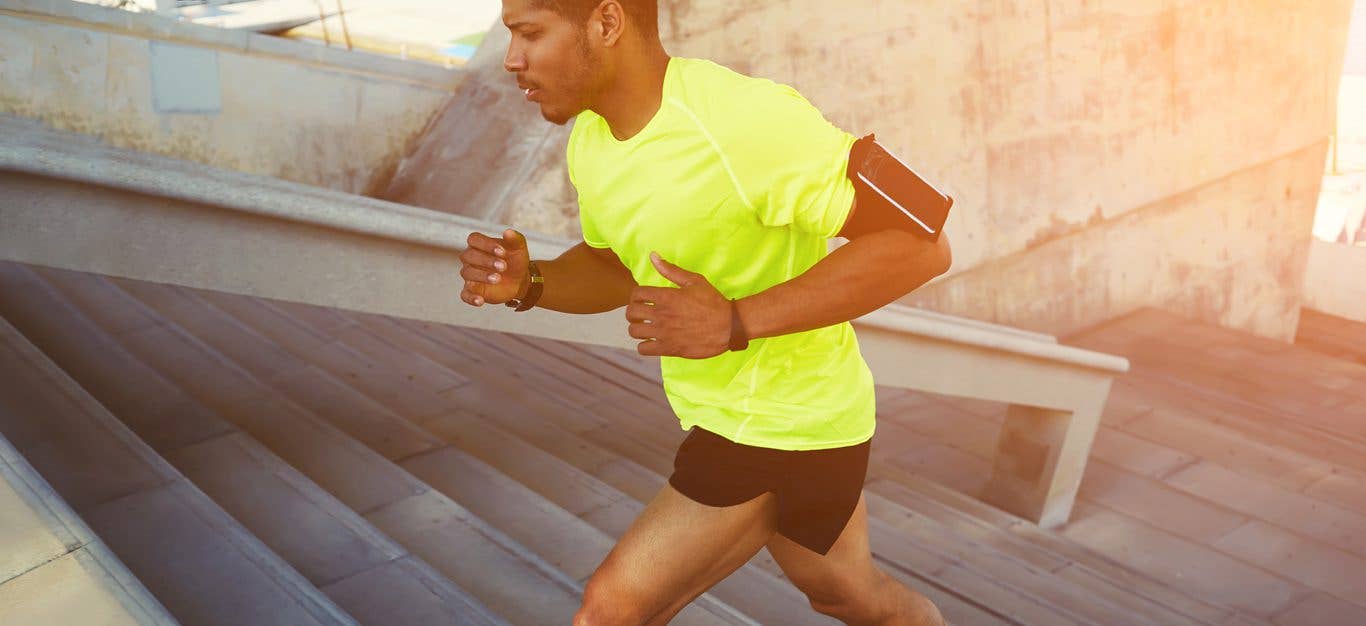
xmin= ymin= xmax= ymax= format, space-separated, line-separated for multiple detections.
xmin=766 ymin=492 xmax=883 ymax=610
xmin=582 ymin=481 xmax=780 ymax=624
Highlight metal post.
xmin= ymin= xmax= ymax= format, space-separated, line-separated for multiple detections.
xmin=313 ymin=0 xmax=332 ymax=47
xmin=335 ymin=0 xmax=353 ymax=51
xmin=312 ymin=0 xmax=330 ymax=47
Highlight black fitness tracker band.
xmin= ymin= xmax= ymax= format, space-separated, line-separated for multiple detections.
xmin=728 ymin=298 xmax=749 ymax=351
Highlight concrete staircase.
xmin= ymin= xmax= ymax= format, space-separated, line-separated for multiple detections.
xmin=0 ymin=417 xmax=175 ymax=625
xmin=0 ymin=258 xmax=1290 ymax=625
xmin=0 ymin=283 xmax=360 ymax=626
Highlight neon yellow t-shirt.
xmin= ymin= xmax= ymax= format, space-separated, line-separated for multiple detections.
xmin=566 ymin=56 xmax=876 ymax=451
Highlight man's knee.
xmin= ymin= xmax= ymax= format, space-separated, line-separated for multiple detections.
xmin=809 ymin=569 xmax=945 ymax=626
xmin=810 ymin=593 xmax=883 ymax=624
xmin=574 ymin=570 xmax=652 ymax=626
xmin=802 ymin=568 xmax=876 ymax=619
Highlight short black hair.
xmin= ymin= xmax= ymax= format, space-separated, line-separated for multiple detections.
xmin=530 ymin=0 xmax=659 ymax=40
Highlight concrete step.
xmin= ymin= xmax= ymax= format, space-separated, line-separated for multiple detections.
xmin=367 ymin=316 xmax=1009 ymax=626
xmin=4 ymin=263 xmax=578 ymax=625
xmin=7 ymin=258 xmax=1240 ymax=624
xmin=438 ymin=408 xmax=1029 ymax=626
xmin=195 ymin=293 xmax=756 ymax=624
xmin=866 ymin=462 xmax=1239 ymax=625
xmin=1120 ymin=309 xmax=1366 ymax=403
xmin=1070 ymin=308 xmax=1366 ymax=451
xmin=1295 ymin=308 xmax=1366 ymax=367
xmin=0 ymin=428 xmax=176 ymax=626
xmin=516 ymin=341 xmax=1234 ymax=626
xmin=868 ymin=479 xmax=1216 ymax=626
xmin=325 ymin=311 xmax=824 ymax=624
xmin=397 ymin=446 xmax=745 ymax=626
xmin=0 ymin=304 xmax=356 ymax=626
xmin=861 ymin=388 xmax=1298 ymax=624
xmin=563 ymin=394 xmax=1105 ymax=626
xmin=625 ymin=404 xmax=1256 ymax=623
xmin=559 ymin=335 xmax=1281 ymax=625
xmin=1141 ymin=369 xmax=1366 ymax=473
xmin=0 ymin=262 xmax=506 ymax=625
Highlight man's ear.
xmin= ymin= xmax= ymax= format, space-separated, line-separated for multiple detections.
xmin=593 ymin=0 xmax=625 ymax=47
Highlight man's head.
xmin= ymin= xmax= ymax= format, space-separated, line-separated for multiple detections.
xmin=527 ymin=0 xmax=659 ymax=41
xmin=502 ymin=0 xmax=661 ymax=125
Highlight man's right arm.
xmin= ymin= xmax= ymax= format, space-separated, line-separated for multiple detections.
xmin=521 ymin=241 xmax=636 ymax=314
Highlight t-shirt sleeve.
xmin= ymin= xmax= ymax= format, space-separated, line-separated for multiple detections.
xmin=567 ymin=117 xmax=611 ymax=248
xmin=722 ymin=81 xmax=858 ymax=239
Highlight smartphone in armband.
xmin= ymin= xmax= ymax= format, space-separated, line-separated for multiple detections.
xmin=844 ymin=133 xmax=953 ymax=243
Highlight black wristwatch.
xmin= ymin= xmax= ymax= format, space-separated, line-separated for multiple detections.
xmin=505 ymin=260 xmax=544 ymax=312
xmin=728 ymin=298 xmax=749 ymax=351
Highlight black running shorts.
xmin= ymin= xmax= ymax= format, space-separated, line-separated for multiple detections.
xmin=667 ymin=426 xmax=872 ymax=556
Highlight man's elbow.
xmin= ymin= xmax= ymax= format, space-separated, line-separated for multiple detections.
xmin=907 ymin=230 xmax=951 ymax=276
xmin=931 ymin=233 xmax=952 ymax=275
xmin=886 ymin=229 xmax=950 ymax=280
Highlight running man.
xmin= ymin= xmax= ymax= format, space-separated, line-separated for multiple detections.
xmin=459 ymin=1 xmax=952 ymax=624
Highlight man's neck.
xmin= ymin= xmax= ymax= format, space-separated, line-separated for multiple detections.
xmin=596 ymin=49 xmax=671 ymax=142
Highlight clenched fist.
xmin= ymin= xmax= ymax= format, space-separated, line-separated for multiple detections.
xmin=460 ymin=228 xmax=530 ymax=307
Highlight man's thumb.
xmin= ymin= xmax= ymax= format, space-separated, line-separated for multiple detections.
xmin=501 ymin=228 xmax=528 ymax=253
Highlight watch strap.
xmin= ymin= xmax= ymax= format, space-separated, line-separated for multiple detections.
xmin=728 ymin=299 xmax=749 ymax=351
xmin=506 ymin=260 xmax=544 ymax=311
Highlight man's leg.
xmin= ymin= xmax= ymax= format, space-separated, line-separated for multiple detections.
xmin=767 ymin=493 xmax=946 ymax=626
xmin=574 ymin=481 xmax=781 ymax=626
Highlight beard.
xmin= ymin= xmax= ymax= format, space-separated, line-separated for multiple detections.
xmin=542 ymin=31 xmax=597 ymax=126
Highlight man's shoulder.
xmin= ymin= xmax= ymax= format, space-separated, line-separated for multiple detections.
xmin=679 ymin=57 xmax=786 ymax=96
xmin=676 ymin=59 xmax=815 ymax=139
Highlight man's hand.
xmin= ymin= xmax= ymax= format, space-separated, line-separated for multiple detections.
xmin=459 ymin=228 xmax=530 ymax=306
xmin=626 ymin=252 xmax=731 ymax=358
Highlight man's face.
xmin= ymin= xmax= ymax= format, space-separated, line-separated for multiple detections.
xmin=502 ymin=0 xmax=600 ymax=125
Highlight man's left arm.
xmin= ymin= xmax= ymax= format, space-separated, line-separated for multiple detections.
xmin=625 ymin=81 xmax=951 ymax=357
xmin=628 ymin=197 xmax=952 ymax=358
xmin=733 ymin=202 xmax=952 ymax=341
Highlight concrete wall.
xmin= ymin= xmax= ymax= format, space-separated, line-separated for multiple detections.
xmin=380 ymin=24 xmax=577 ymax=228
xmin=403 ymin=0 xmax=1351 ymax=342
xmin=0 ymin=0 xmax=463 ymax=195
xmin=1301 ymin=5 xmax=1366 ymax=325
xmin=5 ymin=1 xmax=1354 ymax=342
xmin=1302 ymin=239 xmax=1366 ymax=323
xmin=677 ymin=1 xmax=1358 ymax=342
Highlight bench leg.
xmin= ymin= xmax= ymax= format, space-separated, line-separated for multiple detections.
xmin=978 ymin=395 xmax=1105 ymax=528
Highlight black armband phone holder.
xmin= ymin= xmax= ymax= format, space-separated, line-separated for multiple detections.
xmin=843 ymin=133 xmax=953 ymax=242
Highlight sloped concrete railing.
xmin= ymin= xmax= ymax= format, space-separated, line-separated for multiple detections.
xmin=0 ymin=117 xmax=1129 ymax=528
